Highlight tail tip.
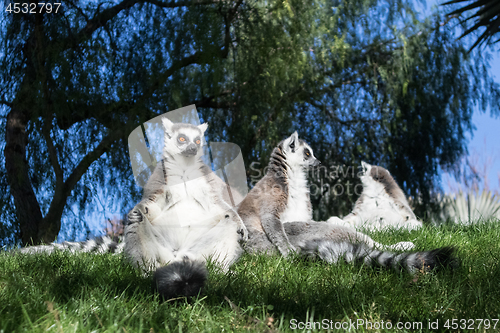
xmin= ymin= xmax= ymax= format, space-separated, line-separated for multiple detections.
xmin=426 ymin=246 xmax=459 ymax=271
xmin=153 ymin=260 xmax=208 ymax=300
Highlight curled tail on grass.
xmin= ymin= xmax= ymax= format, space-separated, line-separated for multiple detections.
xmin=301 ymin=239 xmax=457 ymax=274
xmin=16 ymin=236 xmax=124 ymax=255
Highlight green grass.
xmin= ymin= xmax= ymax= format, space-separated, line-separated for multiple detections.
xmin=1 ymin=220 xmax=500 ymax=332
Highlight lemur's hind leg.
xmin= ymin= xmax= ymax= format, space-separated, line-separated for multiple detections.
xmin=124 ymin=207 xmax=176 ymax=272
xmin=284 ymin=222 xmax=415 ymax=252
xmin=178 ymin=211 xmax=244 ymax=272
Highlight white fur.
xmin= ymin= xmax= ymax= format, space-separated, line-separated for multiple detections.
xmin=322 ymin=217 xmax=416 ymax=250
xmin=327 ymin=161 xmax=422 ymax=231
xmin=280 ymin=132 xmax=315 ymax=223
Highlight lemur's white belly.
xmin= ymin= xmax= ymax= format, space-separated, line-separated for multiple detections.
xmin=150 ymin=176 xmax=227 ymax=249
xmin=280 ymin=173 xmax=312 ymax=223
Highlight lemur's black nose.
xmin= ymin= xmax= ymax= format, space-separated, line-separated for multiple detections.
xmin=184 ymin=144 xmax=198 ymax=156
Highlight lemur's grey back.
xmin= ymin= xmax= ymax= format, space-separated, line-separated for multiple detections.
xmin=368 ymin=165 xmax=416 ymax=219
xmin=238 ymin=138 xmax=298 ymax=257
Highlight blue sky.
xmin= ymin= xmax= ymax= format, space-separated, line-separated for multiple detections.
xmin=450 ymin=76 xmax=500 ymax=194
xmin=428 ymin=0 xmax=500 ymax=194
xmin=442 ymin=59 xmax=500 ymax=194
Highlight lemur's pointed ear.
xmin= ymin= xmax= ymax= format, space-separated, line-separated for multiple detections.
xmin=162 ymin=117 xmax=174 ymax=138
xmin=198 ymin=122 xmax=208 ymax=134
xmin=361 ymin=161 xmax=371 ymax=174
xmin=285 ymin=131 xmax=299 ymax=152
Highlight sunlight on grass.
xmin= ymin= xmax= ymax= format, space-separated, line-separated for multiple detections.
xmin=1 ymin=220 xmax=500 ymax=332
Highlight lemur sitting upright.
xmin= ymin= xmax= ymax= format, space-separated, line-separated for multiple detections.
xmin=125 ymin=117 xmax=248 ymax=299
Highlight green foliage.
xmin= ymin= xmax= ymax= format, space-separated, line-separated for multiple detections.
xmin=431 ymin=190 xmax=500 ymax=225
xmin=2 ymin=221 xmax=500 ymax=332
xmin=1 ymin=0 xmax=499 ymax=243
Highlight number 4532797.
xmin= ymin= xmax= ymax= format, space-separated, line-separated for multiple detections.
xmin=5 ymin=3 xmax=61 ymax=14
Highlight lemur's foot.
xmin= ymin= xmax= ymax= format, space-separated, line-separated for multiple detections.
xmin=128 ymin=199 xmax=163 ymax=225
xmin=280 ymin=245 xmax=297 ymax=258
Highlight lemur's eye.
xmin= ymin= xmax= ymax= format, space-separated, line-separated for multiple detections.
xmin=178 ymin=136 xmax=186 ymax=142
xmin=196 ymin=139 xmax=201 ymax=145
xmin=304 ymin=149 xmax=311 ymax=157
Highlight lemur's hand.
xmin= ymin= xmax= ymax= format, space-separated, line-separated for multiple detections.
xmin=237 ymin=224 xmax=249 ymax=243
xmin=127 ymin=206 xmax=144 ymax=225
xmin=222 ymin=211 xmax=249 ymax=243
xmin=127 ymin=197 xmax=164 ymax=225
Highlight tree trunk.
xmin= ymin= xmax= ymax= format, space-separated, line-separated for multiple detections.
xmin=4 ymin=104 xmax=45 ymax=245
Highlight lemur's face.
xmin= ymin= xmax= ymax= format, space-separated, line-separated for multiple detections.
xmin=282 ymin=131 xmax=320 ymax=168
xmin=162 ymin=118 xmax=208 ymax=157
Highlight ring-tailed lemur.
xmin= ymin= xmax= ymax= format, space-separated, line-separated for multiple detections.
xmin=327 ymin=161 xmax=423 ymax=231
xmin=124 ymin=118 xmax=247 ymax=299
xmin=238 ymin=132 xmax=318 ymax=257
xmin=19 ymin=118 xmax=248 ymax=300
xmin=239 ymin=133 xmax=455 ymax=273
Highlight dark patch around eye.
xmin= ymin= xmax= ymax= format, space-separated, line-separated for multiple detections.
xmin=194 ymin=136 xmax=201 ymax=145
xmin=178 ymin=135 xmax=187 ymax=143
xmin=304 ymin=148 xmax=311 ymax=158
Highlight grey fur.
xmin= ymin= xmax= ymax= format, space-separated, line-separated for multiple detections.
xmin=242 ymin=218 xmax=456 ymax=274
xmin=301 ymin=239 xmax=456 ymax=273
xmin=238 ymin=132 xmax=319 ymax=257
xmin=239 ymin=140 xmax=453 ymax=273
xmin=17 ymin=236 xmax=124 ymax=255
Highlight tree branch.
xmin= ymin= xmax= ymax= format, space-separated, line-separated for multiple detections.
xmin=187 ymin=89 xmax=234 ymax=109
xmin=135 ymin=43 xmax=233 ymax=108
xmin=56 ymin=45 xmax=230 ymax=130
xmin=308 ymin=99 xmax=381 ymax=126
xmin=147 ymin=0 xmax=221 ymax=8
xmin=196 ymin=99 xmax=236 ymax=109
xmin=42 ymin=118 xmax=64 ymax=187
xmin=0 ymin=100 xmax=12 ymax=108
xmin=39 ymin=127 xmax=128 ymax=242
xmin=58 ymin=0 xmax=222 ymax=50
xmin=53 ymin=0 xmax=238 ymax=129
xmin=64 ymin=129 xmax=126 ymax=202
